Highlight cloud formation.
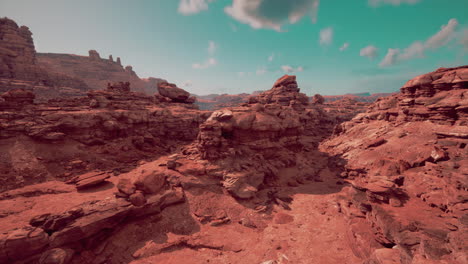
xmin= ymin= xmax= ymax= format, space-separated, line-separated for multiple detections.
xmin=368 ymin=0 xmax=421 ymax=7
xmin=178 ymin=0 xmax=214 ymax=15
xmin=319 ymin=27 xmax=333 ymax=46
xmin=360 ymin=45 xmax=378 ymax=59
xmin=208 ymin=41 xmax=218 ymax=55
xmin=379 ymin=48 xmax=399 ymax=67
xmin=339 ymin=42 xmax=349 ymax=52
xmin=379 ymin=18 xmax=460 ymax=67
xmin=224 ymin=0 xmax=320 ymax=31
xmin=193 ymin=41 xmax=219 ymax=69
xmin=256 ymin=68 xmax=267 ymax=75
xmin=268 ymin=53 xmax=275 ymax=62
xmin=193 ymin=58 xmax=217 ymax=69
xmin=281 ymin=65 xmax=304 ymax=73
xmin=183 ymin=80 xmax=193 ymax=87
xmin=461 ymin=29 xmax=468 ymax=50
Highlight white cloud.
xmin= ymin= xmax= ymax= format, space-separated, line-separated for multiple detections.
xmin=360 ymin=45 xmax=378 ymax=59
xmin=319 ymin=27 xmax=333 ymax=46
xmin=268 ymin=54 xmax=275 ymax=62
xmin=183 ymin=80 xmax=193 ymax=87
xmin=461 ymin=29 xmax=468 ymax=50
xmin=425 ymin=18 xmax=458 ymax=49
xmin=238 ymin=72 xmax=245 ymax=77
xmin=379 ymin=18 xmax=460 ymax=67
xmin=281 ymin=65 xmax=304 ymax=73
xmin=398 ymin=41 xmax=425 ymax=60
xmin=339 ymin=42 xmax=349 ymax=51
xmin=368 ymin=0 xmax=421 ymax=7
xmin=192 ymin=41 xmax=219 ymax=69
xmin=192 ymin=58 xmax=217 ymax=69
xmin=379 ymin=48 xmax=400 ymax=67
xmin=224 ymin=0 xmax=320 ymax=31
xmin=208 ymin=41 xmax=218 ymax=55
xmin=256 ymin=68 xmax=267 ymax=75
xmin=178 ymin=0 xmax=214 ymax=15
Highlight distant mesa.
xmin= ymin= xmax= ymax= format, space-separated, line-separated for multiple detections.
xmin=88 ymin=49 xmax=101 ymax=60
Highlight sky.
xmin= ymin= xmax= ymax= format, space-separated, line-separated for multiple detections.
xmin=1 ymin=0 xmax=467 ymax=95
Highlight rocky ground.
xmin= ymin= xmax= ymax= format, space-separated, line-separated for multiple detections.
xmin=322 ymin=66 xmax=467 ymax=264
xmin=1 ymin=67 xmax=466 ymax=264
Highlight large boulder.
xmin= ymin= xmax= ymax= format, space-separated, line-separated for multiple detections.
xmin=157 ymin=82 xmax=192 ymax=103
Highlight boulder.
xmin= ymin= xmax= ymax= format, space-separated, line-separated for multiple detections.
xmin=157 ymin=82 xmax=191 ymax=103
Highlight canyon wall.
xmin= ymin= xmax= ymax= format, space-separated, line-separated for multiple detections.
xmin=322 ymin=66 xmax=468 ymax=263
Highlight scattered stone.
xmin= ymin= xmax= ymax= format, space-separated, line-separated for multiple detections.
xmin=66 ymin=171 xmax=111 ymax=190
xmin=129 ymin=191 xmax=147 ymax=206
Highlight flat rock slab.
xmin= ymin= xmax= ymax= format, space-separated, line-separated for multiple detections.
xmin=67 ymin=171 xmax=111 ymax=190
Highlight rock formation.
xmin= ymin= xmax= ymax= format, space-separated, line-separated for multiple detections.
xmin=312 ymin=94 xmax=325 ymax=104
xmin=0 ymin=82 xmax=209 ymax=192
xmin=0 ymin=88 xmax=35 ymax=110
xmin=157 ymin=81 xmax=195 ymax=104
xmin=0 ymin=17 xmax=90 ymax=99
xmin=36 ymin=52 xmax=150 ymax=94
xmin=2 ymin=16 xmax=466 ymax=264
xmin=323 ymin=92 xmax=396 ymax=103
xmin=179 ymin=75 xmax=333 ymax=199
xmin=321 ymin=66 xmax=468 ymax=263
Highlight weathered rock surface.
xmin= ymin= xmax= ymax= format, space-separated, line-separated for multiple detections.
xmin=0 ymin=83 xmax=210 ymax=192
xmin=0 ymin=176 xmax=185 ymax=263
xmin=180 ymin=75 xmax=336 ymax=199
xmin=0 ymin=17 xmax=90 ymax=100
xmin=36 ymin=51 xmax=159 ymax=95
xmin=157 ymin=81 xmax=194 ymax=103
xmin=322 ymin=65 xmax=468 ymax=263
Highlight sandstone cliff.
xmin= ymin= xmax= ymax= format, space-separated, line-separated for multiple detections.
xmin=322 ymin=66 xmax=468 ymax=263
xmin=36 ymin=51 xmax=163 ymax=94
xmin=0 ymin=17 xmax=90 ymax=99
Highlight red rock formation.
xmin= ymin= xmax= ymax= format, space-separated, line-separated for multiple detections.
xmin=321 ymin=66 xmax=468 ymax=263
xmin=0 ymin=88 xmax=35 ymax=110
xmin=322 ymin=97 xmax=370 ymax=124
xmin=181 ymin=75 xmax=333 ymax=199
xmin=0 ymin=17 xmax=90 ymax=99
xmin=323 ymin=92 xmax=396 ymax=103
xmin=36 ymin=51 xmax=150 ymax=93
xmin=312 ymin=94 xmax=325 ymax=104
xmin=157 ymin=81 xmax=195 ymax=103
xmin=0 ymin=83 xmax=210 ymax=192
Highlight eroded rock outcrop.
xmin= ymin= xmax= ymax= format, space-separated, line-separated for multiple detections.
xmin=178 ymin=75 xmax=334 ymax=199
xmin=0 ymin=178 xmax=185 ymax=263
xmin=0 ymin=17 xmax=90 ymax=100
xmin=322 ymin=66 xmax=468 ymax=263
xmin=0 ymin=83 xmax=210 ymax=192
xmin=157 ymin=81 xmax=195 ymax=104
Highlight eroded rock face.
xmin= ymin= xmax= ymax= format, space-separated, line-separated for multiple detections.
xmin=188 ymin=75 xmax=333 ymax=198
xmin=322 ymin=65 xmax=468 ymax=263
xmin=0 ymin=17 xmax=90 ymax=99
xmin=0 ymin=88 xmax=35 ymax=110
xmin=0 ymin=18 xmax=36 ymax=79
xmin=157 ymin=81 xmax=194 ymax=103
xmin=0 ymin=84 xmax=210 ymax=192
xmin=248 ymin=75 xmax=309 ymax=110
xmin=345 ymin=66 xmax=468 ymax=126
xmin=0 ymin=180 xmax=185 ymax=263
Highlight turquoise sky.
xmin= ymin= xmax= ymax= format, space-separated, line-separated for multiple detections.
xmin=1 ymin=0 xmax=467 ymax=95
